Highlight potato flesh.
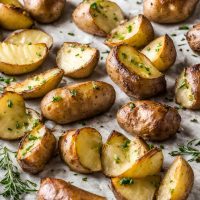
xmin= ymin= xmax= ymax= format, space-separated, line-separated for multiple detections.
xmin=118 ymin=46 xmax=162 ymax=79
xmin=112 ymin=176 xmax=160 ymax=200
xmin=6 ymin=68 xmax=62 ymax=93
xmin=57 ymin=43 xmax=96 ymax=73
xmin=90 ymin=0 xmax=124 ymax=34
xmin=0 ymin=43 xmax=47 ymax=65
xmin=5 ymin=29 xmax=53 ymax=49
xmin=76 ymin=129 xmax=102 ymax=171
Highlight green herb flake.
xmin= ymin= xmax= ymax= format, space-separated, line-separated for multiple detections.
xmin=52 ymin=96 xmax=63 ymax=102
xmin=121 ymin=52 xmax=127 ymax=59
xmin=119 ymin=178 xmax=134 ymax=185
xmin=179 ymin=25 xmax=189 ymax=30
xmin=70 ymin=89 xmax=77 ymax=97
xmin=148 ymin=143 xmax=154 ymax=150
xmin=191 ymin=119 xmax=198 ymax=123
xmin=28 ymin=85 xmax=32 ymax=90
xmin=127 ymin=25 xmax=132 ymax=33
xmin=32 ymin=119 xmax=39 ymax=129
xmin=68 ymin=32 xmax=75 ymax=36
xmin=36 ymin=52 xmax=41 ymax=57
xmin=82 ymin=177 xmax=88 ymax=181
xmin=90 ymin=2 xmax=98 ymax=10
xmin=7 ymin=99 xmax=13 ymax=108
xmin=92 ymin=82 xmax=100 ymax=90
xmin=147 ymin=47 xmax=151 ymax=51
xmin=122 ymin=140 xmax=130 ymax=149
xmin=114 ymin=155 xmax=120 ymax=164
xmin=16 ymin=121 xmax=21 ymax=129
xmin=129 ymin=103 xmax=135 ymax=111
xmin=28 ymin=134 xmax=40 ymax=141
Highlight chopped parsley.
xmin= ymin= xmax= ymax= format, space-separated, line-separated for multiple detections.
xmin=28 ymin=134 xmax=40 ymax=141
xmin=52 ymin=96 xmax=63 ymax=102
xmin=36 ymin=52 xmax=41 ymax=57
xmin=127 ymin=25 xmax=132 ymax=33
xmin=129 ymin=103 xmax=135 ymax=111
xmin=70 ymin=89 xmax=77 ymax=97
xmin=82 ymin=177 xmax=88 ymax=181
xmin=191 ymin=119 xmax=198 ymax=123
xmin=68 ymin=32 xmax=75 ymax=36
xmin=7 ymin=100 xmax=13 ymax=108
xmin=178 ymin=25 xmax=189 ymax=30
xmin=119 ymin=178 xmax=134 ymax=185
xmin=121 ymin=53 xmax=127 ymax=59
xmin=92 ymin=82 xmax=100 ymax=90
xmin=114 ymin=155 xmax=120 ymax=163
xmin=121 ymin=140 xmax=130 ymax=149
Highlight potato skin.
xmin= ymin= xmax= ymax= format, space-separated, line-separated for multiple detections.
xmin=175 ymin=64 xmax=200 ymax=110
xmin=41 ymin=81 xmax=116 ymax=124
xmin=106 ymin=46 xmax=166 ymax=99
xmin=23 ymin=0 xmax=65 ymax=23
xmin=186 ymin=24 xmax=200 ymax=52
xmin=37 ymin=177 xmax=106 ymax=200
xmin=17 ymin=126 xmax=56 ymax=174
xmin=143 ymin=0 xmax=199 ymax=24
xmin=117 ymin=101 xmax=181 ymax=141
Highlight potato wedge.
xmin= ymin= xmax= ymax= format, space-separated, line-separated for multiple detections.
xmin=17 ymin=123 xmax=56 ymax=174
xmin=0 ymin=43 xmax=48 ymax=75
xmin=117 ymin=101 xmax=181 ymax=141
xmin=56 ymin=42 xmax=99 ymax=78
xmin=6 ymin=68 xmax=64 ymax=99
xmin=41 ymin=81 xmax=116 ymax=124
xmin=101 ymin=131 xmax=149 ymax=177
xmin=59 ymin=127 xmax=102 ymax=174
xmin=0 ymin=92 xmax=41 ymax=140
xmin=112 ymin=175 xmax=161 ymax=200
xmin=72 ymin=0 xmax=124 ymax=37
xmin=0 ymin=0 xmax=22 ymax=7
xmin=0 ymin=3 xmax=33 ymax=30
xmin=175 ymin=64 xmax=200 ymax=110
xmin=4 ymin=29 xmax=53 ymax=49
xmin=37 ymin=177 xmax=106 ymax=200
xmin=157 ymin=156 xmax=194 ymax=200
xmin=105 ymin=14 xmax=154 ymax=48
xmin=142 ymin=34 xmax=176 ymax=71
xmin=106 ymin=45 xmax=166 ymax=99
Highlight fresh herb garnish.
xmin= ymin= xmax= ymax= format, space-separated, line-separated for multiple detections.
xmin=68 ymin=32 xmax=75 ymax=36
xmin=179 ymin=25 xmax=189 ymax=30
xmin=148 ymin=143 xmax=154 ymax=150
xmin=129 ymin=103 xmax=135 ymax=111
xmin=70 ymin=89 xmax=77 ymax=97
xmin=127 ymin=25 xmax=132 ymax=33
xmin=191 ymin=119 xmax=198 ymax=123
xmin=7 ymin=99 xmax=13 ymax=108
xmin=121 ymin=140 xmax=130 ymax=149
xmin=82 ymin=177 xmax=88 ymax=181
xmin=114 ymin=155 xmax=120 ymax=163
xmin=119 ymin=178 xmax=134 ymax=185
xmin=52 ymin=96 xmax=63 ymax=102
xmin=92 ymin=82 xmax=100 ymax=90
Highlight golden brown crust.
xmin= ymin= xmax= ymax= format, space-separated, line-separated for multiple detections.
xmin=106 ymin=46 xmax=166 ymax=99
xmin=117 ymin=100 xmax=181 ymax=141
xmin=37 ymin=177 xmax=106 ymax=200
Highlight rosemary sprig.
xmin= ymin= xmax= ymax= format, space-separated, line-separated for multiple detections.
xmin=169 ymin=139 xmax=200 ymax=163
xmin=0 ymin=146 xmax=37 ymax=200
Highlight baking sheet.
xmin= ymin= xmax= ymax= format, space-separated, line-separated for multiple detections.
xmin=0 ymin=0 xmax=200 ymax=199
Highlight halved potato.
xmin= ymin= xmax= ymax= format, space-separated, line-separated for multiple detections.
xmin=187 ymin=24 xmax=200 ymax=52
xmin=106 ymin=45 xmax=166 ymax=99
xmin=56 ymin=42 xmax=99 ymax=78
xmin=157 ymin=156 xmax=194 ymax=200
xmin=105 ymin=14 xmax=154 ymax=48
xmin=0 ymin=92 xmax=41 ymax=140
xmin=112 ymin=175 xmax=161 ymax=200
xmin=101 ymin=131 xmax=149 ymax=177
xmin=142 ymin=34 xmax=176 ymax=71
xmin=4 ymin=29 xmax=53 ymax=49
xmin=72 ymin=0 xmax=124 ymax=37
xmin=0 ymin=3 xmax=33 ymax=30
xmin=58 ymin=127 xmax=102 ymax=174
xmin=0 ymin=0 xmax=22 ymax=7
xmin=0 ymin=43 xmax=48 ymax=75
xmin=6 ymin=68 xmax=64 ymax=99
xmin=17 ymin=123 xmax=56 ymax=174
xmin=175 ymin=65 xmax=200 ymax=110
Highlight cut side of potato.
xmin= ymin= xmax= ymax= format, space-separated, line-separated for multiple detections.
xmin=0 ymin=92 xmax=41 ymax=140
xmin=0 ymin=3 xmax=33 ymax=30
xmin=105 ymin=14 xmax=154 ymax=48
xmin=157 ymin=156 xmax=194 ymax=200
xmin=0 ymin=43 xmax=48 ymax=75
xmin=142 ymin=34 xmax=176 ymax=71
xmin=59 ymin=127 xmax=103 ymax=173
xmin=112 ymin=175 xmax=161 ymax=200
xmin=6 ymin=68 xmax=64 ymax=99
xmin=72 ymin=0 xmax=124 ymax=37
xmin=5 ymin=29 xmax=53 ymax=49
xmin=56 ymin=42 xmax=99 ymax=78
xmin=0 ymin=0 xmax=22 ymax=7
xmin=17 ymin=123 xmax=56 ymax=174
xmin=102 ymin=131 xmax=149 ymax=177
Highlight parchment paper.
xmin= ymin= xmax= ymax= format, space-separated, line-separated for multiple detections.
xmin=0 ymin=0 xmax=200 ymax=199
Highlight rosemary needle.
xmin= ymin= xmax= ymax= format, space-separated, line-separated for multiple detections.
xmin=0 ymin=146 xmax=37 ymax=200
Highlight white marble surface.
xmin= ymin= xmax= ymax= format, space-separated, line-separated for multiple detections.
xmin=0 ymin=0 xmax=200 ymax=199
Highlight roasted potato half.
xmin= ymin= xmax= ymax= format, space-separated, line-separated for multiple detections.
xmin=0 ymin=92 xmax=41 ymax=140
xmin=142 ymin=34 xmax=176 ymax=71
xmin=143 ymin=0 xmax=199 ymax=24
xmin=175 ymin=64 xmax=200 ymax=110
xmin=105 ymin=14 xmax=154 ymax=48
xmin=117 ymin=101 xmax=181 ymax=141
xmin=23 ymin=0 xmax=65 ymax=23
xmin=72 ymin=0 xmax=124 ymax=37
xmin=5 ymin=29 xmax=53 ymax=49
xmin=56 ymin=42 xmax=99 ymax=78
xmin=41 ymin=81 xmax=116 ymax=124
xmin=59 ymin=127 xmax=102 ymax=174
xmin=112 ymin=175 xmax=161 ymax=200
xmin=106 ymin=45 xmax=166 ymax=99
xmin=0 ymin=43 xmax=48 ymax=75
xmin=0 ymin=3 xmax=33 ymax=30
xmin=37 ymin=177 xmax=106 ymax=200
xmin=186 ymin=23 xmax=200 ymax=52
xmin=6 ymin=68 xmax=64 ymax=99
xmin=157 ymin=156 xmax=194 ymax=200
xmin=101 ymin=130 xmax=149 ymax=177
xmin=17 ymin=123 xmax=56 ymax=174
xmin=0 ymin=0 xmax=22 ymax=7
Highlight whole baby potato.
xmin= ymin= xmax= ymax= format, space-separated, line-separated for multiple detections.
xmin=23 ymin=0 xmax=65 ymax=23
xmin=41 ymin=81 xmax=116 ymax=124
xmin=117 ymin=100 xmax=181 ymax=141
